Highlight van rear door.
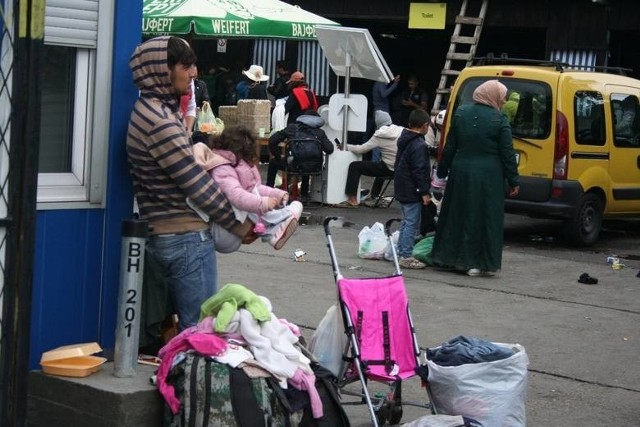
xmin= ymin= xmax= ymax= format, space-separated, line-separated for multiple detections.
xmin=505 ymin=78 xmax=556 ymax=202
xmin=447 ymin=71 xmax=557 ymax=203
xmin=606 ymin=87 xmax=640 ymax=213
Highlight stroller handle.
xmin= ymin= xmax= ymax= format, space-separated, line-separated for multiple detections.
xmin=323 ymin=216 xmax=339 ymax=234
xmin=385 ymin=218 xmax=402 ymax=237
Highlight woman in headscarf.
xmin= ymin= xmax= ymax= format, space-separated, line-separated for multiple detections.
xmin=431 ymin=80 xmax=520 ymax=276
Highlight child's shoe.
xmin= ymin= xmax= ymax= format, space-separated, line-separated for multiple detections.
xmin=288 ymin=201 xmax=303 ymax=220
xmin=269 ymin=216 xmax=299 ymax=250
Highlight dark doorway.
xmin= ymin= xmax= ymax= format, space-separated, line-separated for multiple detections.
xmin=608 ymin=31 xmax=640 ymax=79
xmin=336 ymin=19 xmax=548 ymax=112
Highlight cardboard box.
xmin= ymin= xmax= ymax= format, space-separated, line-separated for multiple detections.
xmin=40 ymin=342 xmax=107 ymax=378
xmin=218 ymin=105 xmax=238 ymax=128
xmin=237 ymin=99 xmax=271 ymax=135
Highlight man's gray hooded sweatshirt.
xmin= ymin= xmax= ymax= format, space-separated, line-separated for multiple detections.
xmin=127 ymin=37 xmax=237 ymax=235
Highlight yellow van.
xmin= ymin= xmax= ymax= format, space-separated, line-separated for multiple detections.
xmin=442 ymin=59 xmax=640 ymax=245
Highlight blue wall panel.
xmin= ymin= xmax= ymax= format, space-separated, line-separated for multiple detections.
xmin=30 ymin=209 xmax=105 ymax=368
xmin=28 ymin=0 xmax=143 ymax=369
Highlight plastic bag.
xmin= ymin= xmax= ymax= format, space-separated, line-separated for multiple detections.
xmin=308 ymin=304 xmax=347 ymax=377
xmin=412 ymin=235 xmax=434 ymax=265
xmin=426 ymin=342 xmax=529 ymax=427
xmin=197 ymin=101 xmax=224 ymax=135
xmin=358 ymin=222 xmax=387 ymax=260
xmin=383 ymin=230 xmax=399 ymax=261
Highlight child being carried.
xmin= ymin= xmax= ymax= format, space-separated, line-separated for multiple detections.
xmin=189 ymin=125 xmax=303 ymax=252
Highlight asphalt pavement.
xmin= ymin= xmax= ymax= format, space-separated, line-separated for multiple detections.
xmin=215 ymin=192 xmax=640 ymax=426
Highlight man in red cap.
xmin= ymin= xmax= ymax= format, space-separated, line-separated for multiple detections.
xmin=284 ymin=71 xmax=318 ymax=124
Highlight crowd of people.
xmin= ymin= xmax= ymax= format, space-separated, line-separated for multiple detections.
xmin=126 ymin=36 xmax=520 ymax=338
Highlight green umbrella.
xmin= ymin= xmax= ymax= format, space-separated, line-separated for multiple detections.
xmin=143 ymin=0 xmax=339 ymax=40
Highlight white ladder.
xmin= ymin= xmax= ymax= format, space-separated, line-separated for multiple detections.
xmin=431 ymin=0 xmax=489 ymax=115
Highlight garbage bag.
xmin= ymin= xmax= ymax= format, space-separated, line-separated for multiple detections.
xmin=426 ymin=342 xmax=529 ymax=427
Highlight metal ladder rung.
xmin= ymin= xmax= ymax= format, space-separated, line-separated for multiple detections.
xmin=436 ymin=88 xmax=452 ymax=95
xmin=451 ymin=35 xmax=479 ymax=45
xmin=454 ymin=16 xmax=483 ymax=26
xmin=440 ymin=69 xmax=461 ymax=76
xmin=446 ymin=52 xmax=474 ymax=61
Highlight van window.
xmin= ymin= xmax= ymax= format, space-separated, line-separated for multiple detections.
xmin=574 ymin=91 xmax=605 ymax=146
xmin=611 ymin=94 xmax=640 ymax=147
xmin=452 ymin=78 xmax=551 ymax=139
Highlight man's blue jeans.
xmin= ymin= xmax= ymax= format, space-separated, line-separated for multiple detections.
xmin=147 ymin=229 xmax=217 ymax=331
xmin=397 ymin=202 xmax=421 ymax=258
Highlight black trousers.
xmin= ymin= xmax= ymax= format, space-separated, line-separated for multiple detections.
xmin=344 ymin=161 xmax=393 ymax=198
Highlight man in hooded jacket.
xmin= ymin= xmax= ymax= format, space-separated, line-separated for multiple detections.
xmin=126 ymin=36 xmax=247 ymax=331
xmin=340 ymin=111 xmax=403 ymax=207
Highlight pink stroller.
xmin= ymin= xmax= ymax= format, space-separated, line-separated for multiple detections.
xmin=321 ymin=217 xmax=437 ymax=426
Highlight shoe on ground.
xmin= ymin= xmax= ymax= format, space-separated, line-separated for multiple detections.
xmin=467 ymin=268 xmax=481 ymax=276
xmin=269 ymin=216 xmax=299 ymax=250
xmin=467 ymin=268 xmax=496 ymax=277
xmin=399 ymin=256 xmax=427 ymax=269
xmin=362 ymin=198 xmax=380 ymax=208
xmin=334 ymin=200 xmax=359 ymax=208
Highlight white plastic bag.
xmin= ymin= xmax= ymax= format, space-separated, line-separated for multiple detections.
xmin=426 ymin=343 xmax=529 ymax=427
xmin=358 ymin=222 xmax=387 ymax=260
xmin=197 ymin=101 xmax=224 ymax=135
xmin=308 ymin=304 xmax=347 ymax=377
xmin=384 ymin=230 xmax=399 ymax=261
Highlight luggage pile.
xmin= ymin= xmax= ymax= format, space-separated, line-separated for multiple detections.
xmin=156 ymin=283 xmax=350 ymax=427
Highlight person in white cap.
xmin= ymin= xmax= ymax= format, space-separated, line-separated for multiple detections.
xmin=236 ymin=64 xmax=270 ymax=101
xmin=339 ymin=111 xmax=403 ymax=207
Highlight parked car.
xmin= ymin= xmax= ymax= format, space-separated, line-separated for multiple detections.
xmin=441 ymin=58 xmax=640 ymax=245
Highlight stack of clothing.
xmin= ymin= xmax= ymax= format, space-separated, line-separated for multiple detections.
xmin=156 ymin=283 xmax=323 ymax=419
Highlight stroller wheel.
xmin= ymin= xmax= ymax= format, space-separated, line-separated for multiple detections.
xmin=375 ymin=405 xmax=388 ymax=426
xmin=388 ymin=404 xmax=403 ymax=425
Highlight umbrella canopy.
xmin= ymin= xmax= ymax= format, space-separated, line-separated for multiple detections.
xmin=143 ymin=0 xmax=339 ymax=40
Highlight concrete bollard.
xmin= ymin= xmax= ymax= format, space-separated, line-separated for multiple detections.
xmin=113 ymin=219 xmax=148 ymax=377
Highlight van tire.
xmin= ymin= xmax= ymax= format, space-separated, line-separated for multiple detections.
xmin=563 ymin=193 xmax=603 ymax=246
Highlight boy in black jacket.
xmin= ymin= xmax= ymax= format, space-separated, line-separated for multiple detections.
xmin=267 ymin=110 xmax=334 ymax=201
xmin=394 ymin=109 xmax=432 ymax=269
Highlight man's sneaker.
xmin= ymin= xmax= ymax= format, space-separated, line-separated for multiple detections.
xmin=269 ymin=216 xmax=299 ymax=250
xmin=399 ymin=256 xmax=427 ymax=269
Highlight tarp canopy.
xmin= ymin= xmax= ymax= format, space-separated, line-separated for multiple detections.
xmin=142 ymin=0 xmax=340 ymax=40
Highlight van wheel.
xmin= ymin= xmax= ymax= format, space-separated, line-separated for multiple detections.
xmin=563 ymin=193 xmax=603 ymax=246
